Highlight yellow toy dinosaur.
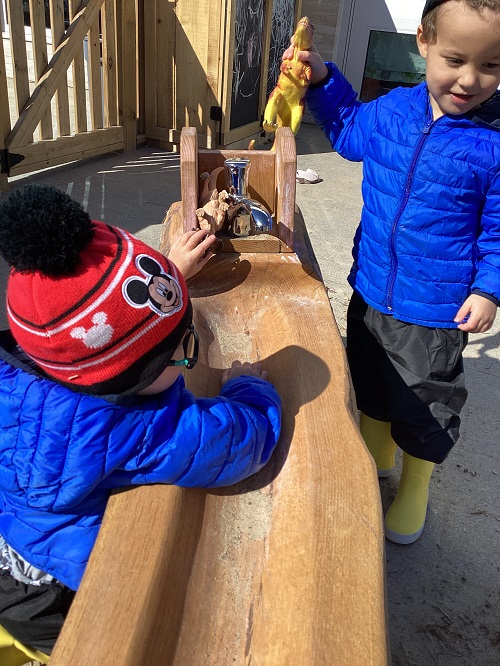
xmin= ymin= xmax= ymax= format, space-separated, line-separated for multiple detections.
xmin=263 ymin=17 xmax=314 ymax=140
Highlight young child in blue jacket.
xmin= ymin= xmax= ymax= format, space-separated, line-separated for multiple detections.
xmin=0 ymin=184 xmax=282 ymax=658
xmin=287 ymin=0 xmax=500 ymax=544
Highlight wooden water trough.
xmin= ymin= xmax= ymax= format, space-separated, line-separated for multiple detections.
xmin=50 ymin=127 xmax=387 ymax=665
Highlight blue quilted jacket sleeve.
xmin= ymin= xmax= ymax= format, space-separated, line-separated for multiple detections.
xmin=98 ymin=375 xmax=282 ymax=490
xmin=473 ymin=169 xmax=500 ymax=300
xmin=306 ymin=62 xmax=383 ymax=162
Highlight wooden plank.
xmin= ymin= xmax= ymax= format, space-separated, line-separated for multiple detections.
xmin=136 ymin=0 xmax=145 ymax=136
xmin=155 ymin=0 xmax=170 ymax=129
xmin=198 ymin=148 xmax=276 ymax=214
xmin=51 ymin=205 xmax=387 ymax=665
xmin=274 ymin=127 xmax=296 ymax=248
xmin=259 ymin=0 xmax=273 ymax=125
xmin=88 ymin=15 xmax=103 ymax=129
xmin=0 ymin=34 xmax=10 ymax=191
xmin=49 ymin=0 xmax=71 ymax=136
xmin=29 ymin=0 xmax=53 ymax=140
xmin=168 ymin=127 xmax=210 ymax=149
xmin=204 ymin=0 xmax=224 ymax=146
xmin=6 ymin=0 xmax=105 ymax=151
xmin=10 ymin=127 xmax=124 ymax=175
xmin=101 ymin=0 xmax=118 ymax=127
xmin=116 ymin=0 xmax=137 ymax=151
xmin=69 ymin=0 xmax=88 ymax=133
xmin=6 ymin=0 xmax=30 ymax=117
xmin=294 ymin=0 xmax=303 ymax=26
xmin=143 ymin=0 xmax=156 ymax=135
xmin=180 ymin=127 xmax=199 ymax=232
xmin=220 ymin=0 xmax=236 ymax=139
xmin=174 ymin=0 xmax=221 ymax=136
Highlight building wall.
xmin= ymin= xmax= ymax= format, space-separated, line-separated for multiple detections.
xmin=301 ymin=0 xmax=341 ymax=62
xmin=300 ymin=0 xmax=341 ymax=123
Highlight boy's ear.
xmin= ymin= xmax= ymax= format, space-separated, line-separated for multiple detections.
xmin=416 ymin=25 xmax=428 ymax=58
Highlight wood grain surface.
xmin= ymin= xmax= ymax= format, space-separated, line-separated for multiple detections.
xmin=50 ymin=130 xmax=387 ymax=666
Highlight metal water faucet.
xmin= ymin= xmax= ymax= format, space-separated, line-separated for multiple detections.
xmin=224 ymin=158 xmax=273 ymax=235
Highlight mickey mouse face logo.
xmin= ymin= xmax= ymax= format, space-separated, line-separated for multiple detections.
xmin=123 ymin=255 xmax=183 ymax=316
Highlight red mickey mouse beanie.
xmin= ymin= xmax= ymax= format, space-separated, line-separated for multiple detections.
xmin=0 ymin=184 xmax=192 ymax=396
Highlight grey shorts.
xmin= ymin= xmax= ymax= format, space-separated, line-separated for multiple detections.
xmin=346 ymin=291 xmax=468 ymax=464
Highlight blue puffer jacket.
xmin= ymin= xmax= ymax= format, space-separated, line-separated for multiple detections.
xmin=0 ymin=332 xmax=282 ymax=590
xmin=306 ymin=63 xmax=500 ymax=327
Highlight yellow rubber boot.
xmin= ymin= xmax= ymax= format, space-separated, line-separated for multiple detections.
xmin=359 ymin=412 xmax=397 ymax=477
xmin=385 ymin=452 xmax=435 ymax=544
xmin=0 ymin=624 xmax=50 ymax=665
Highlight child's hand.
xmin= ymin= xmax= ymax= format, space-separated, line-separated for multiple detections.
xmin=167 ymin=229 xmax=219 ymax=280
xmin=282 ymin=43 xmax=328 ymax=85
xmin=454 ymin=294 xmax=497 ymax=333
xmin=221 ymin=360 xmax=269 ymax=386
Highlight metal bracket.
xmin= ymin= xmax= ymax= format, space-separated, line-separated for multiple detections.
xmin=0 ymin=149 xmax=25 ymax=176
xmin=210 ymin=106 xmax=223 ymax=147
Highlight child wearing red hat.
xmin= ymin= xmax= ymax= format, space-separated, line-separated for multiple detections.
xmin=0 ymin=184 xmax=282 ymax=658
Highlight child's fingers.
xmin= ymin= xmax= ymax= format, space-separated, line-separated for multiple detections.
xmin=183 ymin=228 xmax=212 ymax=248
xmin=197 ymin=233 xmax=219 ymax=254
xmin=454 ymin=303 xmax=470 ymax=324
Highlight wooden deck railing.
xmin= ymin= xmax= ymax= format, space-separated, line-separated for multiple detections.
xmin=0 ymin=0 xmax=139 ymax=190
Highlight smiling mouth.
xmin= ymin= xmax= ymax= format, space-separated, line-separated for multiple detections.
xmin=450 ymin=92 xmax=474 ymax=102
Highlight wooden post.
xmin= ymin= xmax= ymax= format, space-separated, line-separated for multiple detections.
xmin=6 ymin=0 xmax=30 ymax=117
xmin=275 ymin=127 xmax=296 ymax=249
xmin=101 ymin=0 xmax=118 ymax=127
xmin=68 ymin=0 xmax=88 ymax=134
xmin=116 ymin=0 xmax=137 ymax=152
xmin=0 ymin=33 xmax=11 ymax=191
xmin=29 ymin=0 xmax=54 ymax=140
xmin=180 ymin=127 xmax=199 ymax=232
xmin=49 ymin=0 xmax=71 ymax=136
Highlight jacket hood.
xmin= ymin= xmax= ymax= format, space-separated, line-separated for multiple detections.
xmin=466 ymin=93 xmax=500 ymax=129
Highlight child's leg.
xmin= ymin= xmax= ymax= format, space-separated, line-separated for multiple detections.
xmin=359 ymin=412 xmax=397 ymax=477
xmin=347 ymin=291 xmax=468 ymax=544
xmin=385 ymin=452 xmax=435 ymax=544
xmin=0 ymin=624 xmax=50 ymax=665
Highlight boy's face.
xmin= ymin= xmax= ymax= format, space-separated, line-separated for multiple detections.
xmin=417 ymin=3 xmax=500 ymax=119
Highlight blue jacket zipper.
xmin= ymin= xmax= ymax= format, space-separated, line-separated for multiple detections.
xmin=386 ymin=112 xmax=435 ymax=311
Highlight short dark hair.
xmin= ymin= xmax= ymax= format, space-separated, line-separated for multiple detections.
xmin=421 ymin=0 xmax=500 ymax=42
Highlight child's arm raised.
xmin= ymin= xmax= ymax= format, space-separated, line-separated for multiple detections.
xmin=282 ymin=42 xmax=328 ymax=85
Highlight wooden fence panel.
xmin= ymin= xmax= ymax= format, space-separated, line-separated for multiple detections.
xmin=49 ymin=0 xmax=71 ymax=136
xmin=0 ymin=34 xmax=10 ymax=191
xmin=1 ymin=0 xmax=140 ymax=189
xmin=29 ymin=0 xmax=54 ymax=140
xmin=102 ymin=0 xmax=118 ymax=127
xmin=88 ymin=18 xmax=103 ymax=129
xmin=69 ymin=0 xmax=88 ymax=133
xmin=116 ymin=0 xmax=137 ymax=151
xmin=6 ymin=0 xmax=30 ymax=117
xmin=7 ymin=0 xmax=105 ymax=150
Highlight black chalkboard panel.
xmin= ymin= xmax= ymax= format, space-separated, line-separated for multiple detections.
xmin=230 ymin=0 xmax=266 ymax=130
